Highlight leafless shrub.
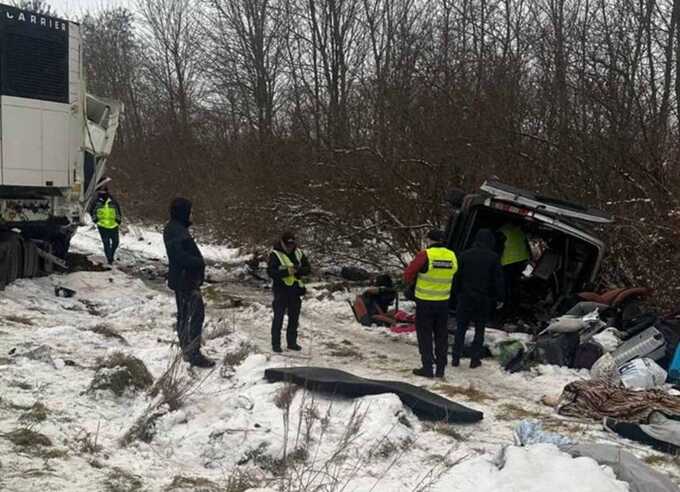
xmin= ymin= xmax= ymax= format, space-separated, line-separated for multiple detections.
xmin=73 ymin=422 xmax=103 ymax=454
xmin=121 ymin=349 xmax=213 ymax=446
xmin=89 ymin=324 xmax=128 ymax=345
xmin=104 ymin=466 xmax=143 ymax=492
xmin=220 ymin=341 xmax=256 ymax=378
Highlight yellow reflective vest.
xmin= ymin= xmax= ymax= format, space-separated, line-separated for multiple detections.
xmin=415 ymin=247 xmax=458 ymax=301
xmin=96 ymin=199 xmax=119 ymax=230
xmin=500 ymin=224 xmax=529 ymax=266
xmin=272 ymin=249 xmax=305 ymax=287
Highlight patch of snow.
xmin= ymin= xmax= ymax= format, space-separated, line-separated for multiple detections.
xmin=0 ymin=226 xmax=676 ymax=490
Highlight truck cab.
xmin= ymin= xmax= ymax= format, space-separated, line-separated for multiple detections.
xmin=0 ymin=4 xmax=120 ymax=285
xmin=446 ymin=180 xmax=613 ymax=314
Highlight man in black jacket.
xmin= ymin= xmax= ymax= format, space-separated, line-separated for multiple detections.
xmin=267 ymin=231 xmax=311 ymax=353
xmin=452 ymin=229 xmax=505 ymax=369
xmin=163 ymin=197 xmax=215 ymax=368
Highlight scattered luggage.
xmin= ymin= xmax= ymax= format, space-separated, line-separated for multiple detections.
xmin=615 ymin=358 xmax=667 ymax=390
xmin=609 ymin=326 xmax=666 ymax=366
xmin=573 ymin=341 xmax=604 ymax=370
xmin=668 ymin=344 xmax=680 ymax=383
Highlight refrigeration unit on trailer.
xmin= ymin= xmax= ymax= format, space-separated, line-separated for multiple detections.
xmin=0 ymin=3 xmax=121 ymax=286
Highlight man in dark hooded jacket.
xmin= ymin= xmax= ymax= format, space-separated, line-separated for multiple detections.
xmin=267 ymin=231 xmax=311 ymax=352
xmin=451 ymin=229 xmax=505 ymax=368
xmin=163 ymin=197 xmax=215 ymax=368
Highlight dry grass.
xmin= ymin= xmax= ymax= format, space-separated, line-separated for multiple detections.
xmin=122 ymin=350 xmax=213 ymax=446
xmin=89 ymin=324 xmax=128 ymax=345
xmin=74 ymin=423 xmax=103 ymax=454
xmin=104 ymin=466 xmax=143 ymax=492
xmin=19 ymin=402 xmax=49 ymax=423
xmin=426 ymin=422 xmax=468 ymax=441
xmin=223 ymin=470 xmax=259 ymax=492
xmin=221 ymin=341 xmax=256 ymax=375
xmin=89 ymin=353 xmax=154 ymax=396
xmin=274 ymin=384 xmax=300 ymax=410
xmin=494 ymin=403 xmax=548 ymax=421
xmin=166 ymin=475 xmax=221 ymax=491
xmin=433 ymin=384 xmax=496 ymax=403
xmin=3 ymin=428 xmax=52 ymax=447
xmin=2 ymin=315 xmax=34 ymax=326
xmin=324 ymin=340 xmax=364 ymax=359
xmin=642 ymin=453 xmax=680 ymax=469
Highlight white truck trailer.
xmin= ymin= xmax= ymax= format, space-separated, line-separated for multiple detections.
xmin=0 ymin=3 xmax=121 ymax=286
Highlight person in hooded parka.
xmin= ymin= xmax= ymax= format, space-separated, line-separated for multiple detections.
xmin=451 ymin=229 xmax=505 ymax=368
xmin=163 ymin=197 xmax=215 ymax=368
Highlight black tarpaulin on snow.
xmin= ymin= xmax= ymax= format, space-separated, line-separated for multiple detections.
xmin=264 ymin=366 xmax=483 ymax=424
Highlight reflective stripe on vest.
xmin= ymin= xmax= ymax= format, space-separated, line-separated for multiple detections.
xmin=500 ymin=225 xmax=529 ymax=266
xmin=415 ymin=247 xmax=457 ymax=301
xmin=272 ymin=249 xmax=304 ymax=287
xmin=97 ymin=199 xmax=118 ymax=229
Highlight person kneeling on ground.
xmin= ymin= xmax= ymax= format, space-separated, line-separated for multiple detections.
xmin=162 ymin=197 xmax=215 ymax=368
xmin=360 ymin=274 xmax=397 ymax=326
xmin=404 ymin=230 xmax=457 ymax=378
xmin=267 ymin=231 xmax=311 ymax=353
xmin=451 ymin=229 xmax=504 ymax=369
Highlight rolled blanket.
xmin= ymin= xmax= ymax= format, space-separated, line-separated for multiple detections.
xmin=557 ymin=380 xmax=680 ymax=423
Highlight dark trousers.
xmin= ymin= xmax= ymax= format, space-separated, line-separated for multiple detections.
xmin=175 ymin=289 xmax=204 ymax=358
xmin=98 ymin=226 xmax=120 ymax=264
xmin=453 ymin=319 xmax=486 ymax=362
xmin=272 ymin=289 xmax=302 ymax=349
xmin=415 ymin=301 xmax=449 ymax=370
xmin=503 ymin=261 xmax=526 ymax=311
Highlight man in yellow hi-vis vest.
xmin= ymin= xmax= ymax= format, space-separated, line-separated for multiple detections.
xmin=497 ymin=223 xmax=530 ymax=312
xmin=89 ymin=178 xmax=122 ymax=266
xmin=404 ymin=230 xmax=458 ymax=378
xmin=266 ymin=231 xmax=311 ymax=353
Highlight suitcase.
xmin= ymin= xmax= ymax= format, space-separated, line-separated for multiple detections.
xmin=669 ymin=344 xmax=680 ymax=383
xmin=610 ymin=326 xmax=666 ymax=367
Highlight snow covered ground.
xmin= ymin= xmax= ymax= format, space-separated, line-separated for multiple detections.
xmin=0 ymin=226 xmax=678 ymax=491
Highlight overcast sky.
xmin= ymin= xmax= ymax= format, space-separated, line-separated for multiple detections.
xmin=47 ymin=0 xmax=133 ymax=20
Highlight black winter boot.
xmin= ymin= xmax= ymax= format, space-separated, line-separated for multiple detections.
xmin=435 ymin=366 xmax=445 ymax=378
xmin=412 ymin=367 xmax=433 ymax=378
xmin=451 ymin=356 xmax=460 ymax=367
xmin=190 ymin=351 xmax=216 ymax=368
xmin=470 ymin=359 xmax=482 ymax=369
xmin=288 ymin=344 xmax=302 ymax=351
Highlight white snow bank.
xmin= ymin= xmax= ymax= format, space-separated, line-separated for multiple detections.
xmin=436 ymin=444 xmax=629 ymax=492
xmin=70 ymin=224 xmax=248 ymax=265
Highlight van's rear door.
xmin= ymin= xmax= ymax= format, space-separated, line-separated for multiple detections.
xmin=480 ymin=180 xmax=613 ymax=224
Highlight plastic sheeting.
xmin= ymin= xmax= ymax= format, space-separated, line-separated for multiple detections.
xmin=562 ymin=443 xmax=680 ymax=492
xmin=513 ymin=420 xmax=573 ymax=447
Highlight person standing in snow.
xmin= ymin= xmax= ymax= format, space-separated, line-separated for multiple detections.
xmin=267 ymin=231 xmax=311 ymax=353
xmin=163 ymin=197 xmax=215 ymax=368
xmin=404 ymin=229 xmax=457 ymax=378
xmin=89 ymin=178 xmax=121 ymax=266
xmin=496 ymin=222 xmax=530 ymax=313
xmin=451 ymin=229 xmax=505 ymax=368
